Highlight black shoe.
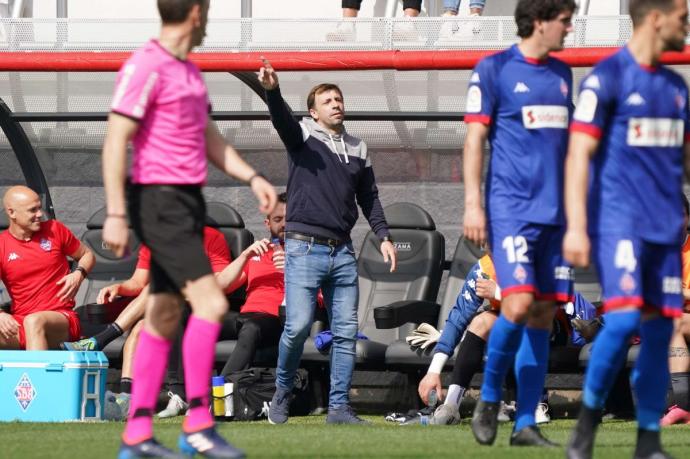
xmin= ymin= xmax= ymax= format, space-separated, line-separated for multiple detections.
xmin=634 ymin=452 xmax=674 ymax=459
xmin=634 ymin=429 xmax=674 ymax=459
xmin=471 ymin=400 xmax=500 ymax=446
xmin=509 ymin=425 xmax=558 ymax=447
xmin=566 ymin=406 xmax=602 ymax=459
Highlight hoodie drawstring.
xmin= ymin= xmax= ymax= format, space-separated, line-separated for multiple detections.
xmin=328 ymin=134 xmax=349 ymax=164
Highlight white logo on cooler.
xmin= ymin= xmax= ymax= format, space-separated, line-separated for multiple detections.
xmin=521 ymin=105 xmax=569 ymax=129
xmin=627 ymin=118 xmax=684 ymax=147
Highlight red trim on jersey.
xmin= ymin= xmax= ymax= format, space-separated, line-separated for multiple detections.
xmin=602 ymin=296 xmax=644 ymax=311
xmin=641 ymin=304 xmax=683 ymax=319
xmin=523 ymin=56 xmax=548 ymax=65
xmin=638 ymin=63 xmax=659 ymax=73
xmin=570 ymin=122 xmax=602 ymax=139
xmin=536 ymin=293 xmax=575 ymax=303
xmin=502 ymin=285 xmax=537 ymax=297
xmin=464 ymin=114 xmax=492 ymax=126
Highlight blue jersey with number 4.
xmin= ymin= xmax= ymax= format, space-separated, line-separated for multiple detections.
xmin=571 ymin=47 xmax=690 ymax=245
xmin=465 ymin=44 xmax=573 ymax=225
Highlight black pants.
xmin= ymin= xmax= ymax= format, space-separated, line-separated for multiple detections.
xmin=219 ymin=311 xmax=283 ymax=376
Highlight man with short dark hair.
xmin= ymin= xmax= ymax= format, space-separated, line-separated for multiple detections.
xmin=463 ymin=0 xmax=576 ymax=447
xmin=217 ymin=192 xmax=287 ymax=376
xmin=102 ymin=0 xmax=275 ymax=457
xmin=0 ymin=186 xmax=94 ymax=351
xmin=564 ymin=0 xmax=690 ymax=457
xmin=258 ymin=59 xmax=397 ymax=425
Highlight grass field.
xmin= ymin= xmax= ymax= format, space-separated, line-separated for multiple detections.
xmin=4 ymin=417 xmax=690 ymax=458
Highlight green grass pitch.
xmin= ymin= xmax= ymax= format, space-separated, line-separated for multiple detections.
xmin=3 ymin=417 xmax=690 ymax=458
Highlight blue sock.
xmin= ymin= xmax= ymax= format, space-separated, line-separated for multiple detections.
xmin=514 ymin=327 xmax=550 ymax=432
xmin=481 ymin=315 xmax=524 ymax=403
xmin=582 ymin=310 xmax=640 ymax=409
xmin=632 ymin=317 xmax=673 ymax=431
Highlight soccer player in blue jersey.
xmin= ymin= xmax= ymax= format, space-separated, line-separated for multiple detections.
xmin=463 ymin=0 xmax=576 ymax=447
xmin=564 ymin=1 xmax=690 ymax=458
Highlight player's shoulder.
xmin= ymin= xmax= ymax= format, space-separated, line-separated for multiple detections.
xmin=546 ymin=56 xmax=573 ymax=78
xmin=660 ymin=65 xmax=689 ymax=91
xmin=203 ymin=226 xmax=227 ymax=242
xmin=120 ymin=40 xmax=171 ymax=75
xmin=474 ymin=47 xmax=514 ymax=79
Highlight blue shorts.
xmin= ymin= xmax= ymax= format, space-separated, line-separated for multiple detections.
xmin=594 ymin=234 xmax=683 ymax=318
xmin=489 ymin=219 xmax=573 ymax=302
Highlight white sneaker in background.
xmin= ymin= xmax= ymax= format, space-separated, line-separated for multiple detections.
xmin=535 ymin=402 xmax=551 ymax=424
xmin=497 ymin=400 xmax=516 ymax=422
xmin=157 ymin=391 xmax=189 ymax=418
xmin=326 ymin=21 xmax=356 ymax=41
xmin=392 ymin=19 xmax=420 ymax=41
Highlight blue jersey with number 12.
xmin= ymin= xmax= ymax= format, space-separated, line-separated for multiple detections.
xmin=465 ymin=44 xmax=573 ymax=225
xmin=571 ymin=47 xmax=690 ymax=245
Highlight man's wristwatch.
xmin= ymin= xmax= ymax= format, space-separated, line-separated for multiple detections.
xmin=381 ymin=235 xmax=393 ymax=243
xmin=74 ymin=266 xmax=88 ymax=279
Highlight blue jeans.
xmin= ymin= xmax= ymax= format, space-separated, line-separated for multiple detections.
xmin=275 ymin=238 xmax=359 ymax=408
xmin=443 ymin=0 xmax=485 ymax=14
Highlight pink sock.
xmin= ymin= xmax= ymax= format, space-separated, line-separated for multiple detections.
xmin=182 ymin=315 xmax=221 ymax=432
xmin=123 ymin=329 xmax=172 ymax=444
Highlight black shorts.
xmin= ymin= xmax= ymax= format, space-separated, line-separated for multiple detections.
xmin=128 ymin=184 xmax=212 ymax=294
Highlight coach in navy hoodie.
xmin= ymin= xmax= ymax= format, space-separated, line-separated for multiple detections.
xmin=259 ymin=59 xmax=397 ymax=425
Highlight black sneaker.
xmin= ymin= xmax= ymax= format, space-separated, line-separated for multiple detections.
xmin=268 ymin=386 xmax=291 ymax=425
xmin=510 ymin=425 xmax=558 ymax=447
xmin=634 ymin=452 xmax=674 ymax=459
xmin=566 ymin=406 xmax=601 ymax=459
xmin=326 ymin=405 xmax=369 ymax=424
xmin=118 ymin=438 xmax=185 ymax=459
xmin=471 ymin=400 xmax=500 ymax=446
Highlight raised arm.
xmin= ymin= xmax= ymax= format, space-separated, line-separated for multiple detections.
xmin=258 ymin=58 xmax=306 ymax=151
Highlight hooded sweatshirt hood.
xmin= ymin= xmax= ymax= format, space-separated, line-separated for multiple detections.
xmin=300 ymin=117 xmax=369 ymax=166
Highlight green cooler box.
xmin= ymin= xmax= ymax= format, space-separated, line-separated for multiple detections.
xmin=0 ymin=351 xmax=108 ymax=421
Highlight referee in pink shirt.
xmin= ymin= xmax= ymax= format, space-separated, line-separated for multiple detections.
xmin=101 ymin=1 xmax=276 ymax=457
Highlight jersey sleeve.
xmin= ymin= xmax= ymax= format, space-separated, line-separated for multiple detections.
xmin=110 ymin=57 xmax=160 ymax=121
xmin=204 ymin=228 xmax=231 ymax=273
xmin=570 ymin=69 xmax=614 ymax=139
xmin=136 ymin=245 xmax=151 ymax=270
xmin=53 ymin=220 xmax=81 ymax=255
xmin=464 ymin=57 xmax=498 ymax=126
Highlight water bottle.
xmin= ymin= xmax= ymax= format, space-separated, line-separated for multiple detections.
xmin=419 ymin=389 xmax=438 ymax=426
xmin=212 ymin=376 xmax=226 ymax=418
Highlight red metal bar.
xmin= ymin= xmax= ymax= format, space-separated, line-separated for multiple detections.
xmin=0 ymin=47 xmax=689 ymax=72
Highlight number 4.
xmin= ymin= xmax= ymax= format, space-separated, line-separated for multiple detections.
xmin=614 ymin=240 xmax=637 ymax=272
xmin=502 ymin=236 xmax=529 ymax=264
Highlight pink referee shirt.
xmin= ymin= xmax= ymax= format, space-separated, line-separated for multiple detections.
xmin=110 ymin=39 xmax=210 ymax=185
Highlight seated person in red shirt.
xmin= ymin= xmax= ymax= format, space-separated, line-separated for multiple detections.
xmin=0 ymin=186 xmax=94 ymax=350
xmin=61 ymin=225 xmax=231 ymax=419
xmin=216 ymin=192 xmax=287 ymax=377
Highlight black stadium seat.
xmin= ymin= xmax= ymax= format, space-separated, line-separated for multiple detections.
xmin=75 ymin=208 xmax=142 ymax=308
xmin=301 ymin=202 xmax=445 ymax=368
xmin=382 ymin=236 xmax=485 ymax=370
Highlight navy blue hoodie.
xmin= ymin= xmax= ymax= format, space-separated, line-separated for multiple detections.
xmin=266 ymin=87 xmax=390 ymax=242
